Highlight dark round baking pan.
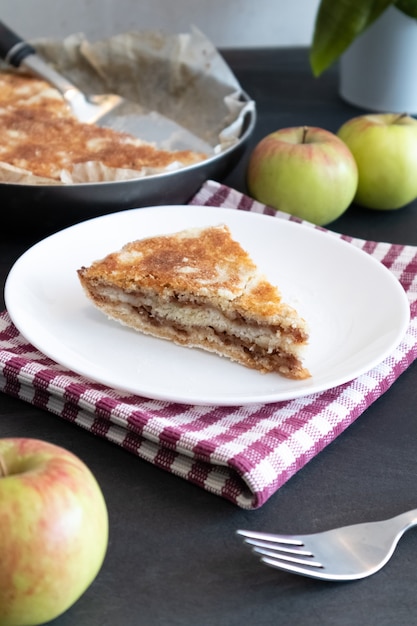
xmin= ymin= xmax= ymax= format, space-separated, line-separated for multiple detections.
xmin=2 ymin=95 xmax=256 ymax=239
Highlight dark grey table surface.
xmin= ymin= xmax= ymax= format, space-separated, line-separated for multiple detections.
xmin=2 ymin=47 xmax=417 ymax=626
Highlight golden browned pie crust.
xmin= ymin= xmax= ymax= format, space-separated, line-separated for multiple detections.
xmin=77 ymin=224 xmax=310 ymax=379
xmin=0 ymin=71 xmax=206 ymax=183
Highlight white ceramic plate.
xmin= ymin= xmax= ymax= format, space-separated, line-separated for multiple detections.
xmin=5 ymin=205 xmax=410 ymax=406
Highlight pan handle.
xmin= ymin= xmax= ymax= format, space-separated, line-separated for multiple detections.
xmin=0 ymin=20 xmax=36 ymax=66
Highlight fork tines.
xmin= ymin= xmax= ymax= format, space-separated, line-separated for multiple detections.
xmin=237 ymin=529 xmax=324 ymax=571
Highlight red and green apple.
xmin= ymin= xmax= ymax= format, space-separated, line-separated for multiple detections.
xmin=0 ymin=438 xmax=109 ymax=626
xmin=246 ymin=126 xmax=358 ymax=226
xmin=337 ymin=113 xmax=417 ymax=210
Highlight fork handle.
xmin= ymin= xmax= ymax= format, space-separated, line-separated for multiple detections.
xmin=391 ymin=508 xmax=417 ymax=530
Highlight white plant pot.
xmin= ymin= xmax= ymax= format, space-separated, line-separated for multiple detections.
xmin=339 ymin=6 xmax=417 ymax=114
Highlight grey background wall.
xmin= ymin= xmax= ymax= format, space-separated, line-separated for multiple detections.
xmin=1 ymin=0 xmax=320 ymax=47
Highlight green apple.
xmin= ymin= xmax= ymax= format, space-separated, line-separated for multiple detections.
xmin=246 ymin=126 xmax=358 ymax=226
xmin=337 ymin=113 xmax=417 ymax=210
xmin=0 ymin=438 xmax=109 ymax=626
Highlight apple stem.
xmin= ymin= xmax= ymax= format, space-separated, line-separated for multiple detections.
xmin=0 ymin=453 xmax=7 ymax=477
xmin=394 ymin=113 xmax=408 ymax=123
xmin=302 ymin=126 xmax=309 ymax=143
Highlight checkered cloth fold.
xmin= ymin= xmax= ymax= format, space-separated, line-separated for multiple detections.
xmin=1 ymin=180 xmax=417 ymax=509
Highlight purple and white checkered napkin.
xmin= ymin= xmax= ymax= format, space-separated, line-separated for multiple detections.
xmin=1 ymin=180 xmax=417 ymax=509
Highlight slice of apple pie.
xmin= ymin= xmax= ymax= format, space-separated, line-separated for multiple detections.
xmin=77 ymin=224 xmax=310 ymax=379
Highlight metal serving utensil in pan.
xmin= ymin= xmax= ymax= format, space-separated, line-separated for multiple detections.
xmin=0 ymin=20 xmax=213 ymax=152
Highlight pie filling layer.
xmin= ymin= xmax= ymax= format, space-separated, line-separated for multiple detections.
xmin=89 ymin=284 xmax=309 ymax=379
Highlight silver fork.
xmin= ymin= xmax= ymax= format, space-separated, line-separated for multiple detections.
xmin=237 ymin=509 xmax=417 ymax=581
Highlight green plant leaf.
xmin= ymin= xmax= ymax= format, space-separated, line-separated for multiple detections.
xmin=395 ymin=0 xmax=417 ymax=19
xmin=310 ymin=0 xmax=393 ymax=76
